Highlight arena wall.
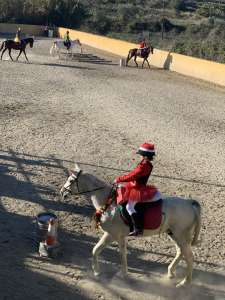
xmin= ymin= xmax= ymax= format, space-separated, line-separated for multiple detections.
xmin=58 ymin=27 xmax=225 ymax=87
xmin=0 ymin=23 xmax=45 ymax=36
xmin=0 ymin=23 xmax=224 ymax=86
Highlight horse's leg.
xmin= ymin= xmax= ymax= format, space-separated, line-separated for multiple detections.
xmin=16 ymin=50 xmax=22 ymax=61
xmin=134 ymin=55 xmax=138 ymax=67
xmin=66 ymin=49 xmax=69 ymax=60
xmin=1 ymin=48 xmax=7 ymax=60
xmin=126 ymin=53 xmax=131 ymax=66
xmin=23 ymin=50 xmax=29 ymax=62
xmin=50 ymin=44 xmax=55 ymax=56
xmin=142 ymin=58 xmax=146 ymax=68
xmin=146 ymin=58 xmax=151 ymax=69
xmin=167 ymin=243 xmax=182 ymax=279
xmin=57 ymin=48 xmax=60 ymax=60
xmin=118 ymin=237 xmax=128 ymax=275
xmin=176 ymin=243 xmax=193 ymax=288
xmin=92 ymin=232 xmax=112 ymax=276
xmin=8 ymin=49 xmax=13 ymax=61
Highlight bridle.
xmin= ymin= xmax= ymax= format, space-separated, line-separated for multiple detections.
xmin=62 ymin=170 xmax=117 ymax=228
xmin=63 ymin=170 xmax=107 ymax=196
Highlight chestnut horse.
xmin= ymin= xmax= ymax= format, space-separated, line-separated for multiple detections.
xmin=0 ymin=38 xmax=34 ymax=62
xmin=126 ymin=46 xmax=154 ymax=68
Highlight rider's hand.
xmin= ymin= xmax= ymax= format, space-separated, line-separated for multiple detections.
xmin=113 ymin=178 xmax=118 ymax=184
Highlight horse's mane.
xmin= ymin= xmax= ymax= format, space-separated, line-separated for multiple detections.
xmin=83 ymin=173 xmax=110 ymax=188
xmin=82 ymin=173 xmax=111 ymax=212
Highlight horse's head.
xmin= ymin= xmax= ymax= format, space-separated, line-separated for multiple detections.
xmin=60 ymin=164 xmax=82 ymax=200
xmin=29 ymin=38 xmax=34 ymax=48
xmin=150 ymin=46 xmax=154 ymax=54
xmin=73 ymin=39 xmax=81 ymax=46
xmin=145 ymin=46 xmax=153 ymax=55
xmin=60 ymin=164 xmax=111 ymax=211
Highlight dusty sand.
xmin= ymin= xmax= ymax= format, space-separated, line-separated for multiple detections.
xmin=0 ymin=37 xmax=225 ymax=300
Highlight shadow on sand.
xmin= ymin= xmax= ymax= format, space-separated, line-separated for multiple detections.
xmin=0 ymin=148 xmax=224 ymax=299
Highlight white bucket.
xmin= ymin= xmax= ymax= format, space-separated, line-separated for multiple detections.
xmin=36 ymin=212 xmax=58 ymax=242
xmin=119 ymin=58 xmax=125 ymax=67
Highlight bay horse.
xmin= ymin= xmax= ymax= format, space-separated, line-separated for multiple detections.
xmin=0 ymin=37 xmax=34 ymax=62
xmin=60 ymin=164 xmax=201 ymax=288
xmin=126 ymin=46 xmax=154 ymax=68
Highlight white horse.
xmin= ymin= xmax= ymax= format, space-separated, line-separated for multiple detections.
xmin=60 ymin=164 xmax=201 ymax=288
xmin=50 ymin=39 xmax=83 ymax=57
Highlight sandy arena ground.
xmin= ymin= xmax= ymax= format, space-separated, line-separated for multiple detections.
xmin=0 ymin=37 xmax=225 ymax=300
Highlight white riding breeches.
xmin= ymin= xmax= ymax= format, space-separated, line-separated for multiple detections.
xmin=126 ymin=191 xmax=162 ymax=216
xmin=126 ymin=201 xmax=138 ymax=215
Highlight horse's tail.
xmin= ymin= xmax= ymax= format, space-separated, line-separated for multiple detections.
xmin=191 ymin=200 xmax=201 ymax=246
xmin=50 ymin=42 xmax=56 ymax=56
xmin=79 ymin=40 xmax=83 ymax=54
xmin=0 ymin=41 xmax=5 ymax=52
xmin=126 ymin=50 xmax=132 ymax=66
xmin=77 ymin=39 xmax=83 ymax=53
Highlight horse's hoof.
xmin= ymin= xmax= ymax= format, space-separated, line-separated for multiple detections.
xmin=117 ymin=271 xmax=128 ymax=279
xmin=167 ymin=272 xmax=175 ymax=279
xmin=176 ymin=279 xmax=190 ymax=288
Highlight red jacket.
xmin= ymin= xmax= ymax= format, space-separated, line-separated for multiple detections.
xmin=116 ymin=159 xmax=157 ymax=203
xmin=116 ymin=159 xmax=152 ymax=186
xmin=140 ymin=41 xmax=146 ymax=49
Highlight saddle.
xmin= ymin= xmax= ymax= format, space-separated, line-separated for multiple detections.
xmin=64 ymin=41 xmax=71 ymax=49
xmin=118 ymin=199 xmax=162 ymax=231
xmin=139 ymin=48 xmax=148 ymax=57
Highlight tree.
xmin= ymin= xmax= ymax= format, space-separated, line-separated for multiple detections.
xmin=172 ymin=0 xmax=186 ymax=11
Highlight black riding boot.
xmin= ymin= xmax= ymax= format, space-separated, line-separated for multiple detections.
xmin=128 ymin=213 xmax=143 ymax=236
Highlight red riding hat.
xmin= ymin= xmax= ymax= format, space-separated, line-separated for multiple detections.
xmin=137 ymin=142 xmax=155 ymax=156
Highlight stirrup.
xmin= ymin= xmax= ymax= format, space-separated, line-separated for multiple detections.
xmin=128 ymin=229 xmax=143 ymax=237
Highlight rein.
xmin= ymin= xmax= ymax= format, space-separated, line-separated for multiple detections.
xmin=94 ymin=185 xmax=117 ymax=228
xmin=74 ymin=186 xmax=106 ymax=195
xmin=74 ymin=174 xmax=106 ymax=195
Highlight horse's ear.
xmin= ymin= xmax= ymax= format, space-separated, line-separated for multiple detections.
xmin=69 ymin=169 xmax=75 ymax=176
xmin=74 ymin=163 xmax=81 ymax=173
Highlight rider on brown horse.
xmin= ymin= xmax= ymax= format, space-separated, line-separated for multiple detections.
xmin=0 ymin=37 xmax=34 ymax=62
xmin=126 ymin=43 xmax=154 ymax=68
xmin=14 ymin=27 xmax=22 ymax=44
xmin=139 ymin=38 xmax=147 ymax=56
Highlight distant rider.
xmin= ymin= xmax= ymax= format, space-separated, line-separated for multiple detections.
xmin=64 ymin=31 xmax=71 ymax=50
xmin=139 ymin=38 xmax=147 ymax=56
xmin=114 ymin=142 xmax=161 ymax=236
xmin=14 ymin=27 xmax=21 ymax=44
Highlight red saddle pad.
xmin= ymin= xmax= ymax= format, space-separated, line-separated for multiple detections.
xmin=143 ymin=200 xmax=162 ymax=230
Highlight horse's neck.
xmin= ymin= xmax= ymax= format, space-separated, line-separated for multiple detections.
xmin=81 ymin=174 xmax=111 ymax=210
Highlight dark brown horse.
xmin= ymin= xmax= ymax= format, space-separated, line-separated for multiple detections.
xmin=126 ymin=46 xmax=154 ymax=68
xmin=0 ymin=37 xmax=34 ymax=62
